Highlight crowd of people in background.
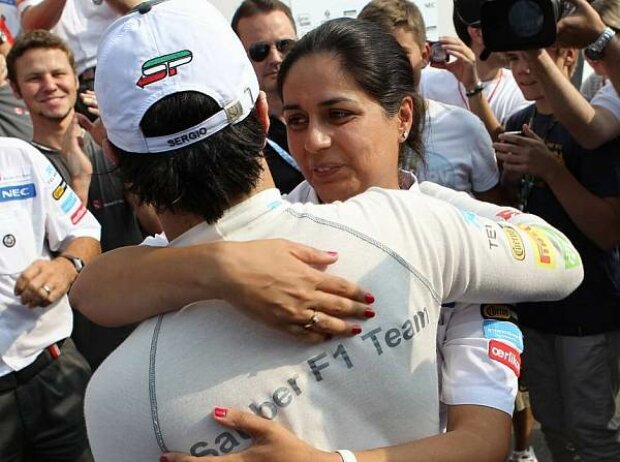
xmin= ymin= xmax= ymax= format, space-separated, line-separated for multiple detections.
xmin=0 ymin=0 xmax=618 ymax=461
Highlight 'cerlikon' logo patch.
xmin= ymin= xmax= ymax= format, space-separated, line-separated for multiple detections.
xmin=137 ymin=50 xmax=193 ymax=88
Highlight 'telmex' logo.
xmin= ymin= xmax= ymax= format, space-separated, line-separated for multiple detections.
xmin=136 ymin=50 xmax=193 ymax=88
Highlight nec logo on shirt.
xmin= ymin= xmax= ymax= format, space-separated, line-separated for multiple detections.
xmin=0 ymin=183 xmax=36 ymax=202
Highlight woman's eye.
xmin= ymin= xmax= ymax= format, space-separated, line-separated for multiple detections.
xmin=329 ymin=110 xmax=353 ymax=121
xmin=285 ymin=115 xmax=307 ymax=127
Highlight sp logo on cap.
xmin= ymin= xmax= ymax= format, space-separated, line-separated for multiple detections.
xmin=137 ymin=50 xmax=193 ymax=88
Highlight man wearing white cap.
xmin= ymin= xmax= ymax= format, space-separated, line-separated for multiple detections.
xmin=83 ymin=1 xmax=583 ymax=461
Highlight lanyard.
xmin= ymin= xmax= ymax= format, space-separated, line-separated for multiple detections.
xmin=266 ymin=138 xmax=300 ymax=171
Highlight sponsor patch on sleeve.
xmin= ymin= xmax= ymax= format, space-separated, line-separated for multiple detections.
xmin=488 ymin=339 xmax=521 ymax=377
xmin=500 ymin=224 xmax=525 ymax=261
xmin=519 ymin=225 xmax=556 ymax=269
xmin=70 ymin=203 xmax=87 ymax=224
xmin=480 ymin=303 xmax=519 ymax=324
xmin=52 ymin=180 xmax=68 ymax=200
xmin=539 ymin=226 xmax=581 ymax=269
xmin=483 ymin=320 xmax=524 ymax=352
xmin=495 ymin=208 xmax=522 ymax=221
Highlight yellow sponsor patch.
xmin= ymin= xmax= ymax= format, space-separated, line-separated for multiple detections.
xmin=52 ymin=181 xmax=67 ymax=200
xmin=501 ymin=225 xmax=525 ymax=261
xmin=520 ymin=225 xmax=556 ymax=269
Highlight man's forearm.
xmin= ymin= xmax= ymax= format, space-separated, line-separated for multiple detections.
xmin=70 ymin=243 xmax=226 ymax=327
xmin=355 ymin=405 xmax=511 ymax=462
xmin=20 ymin=0 xmax=67 ymax=31
xmin=527 ymin=51 xmax=605 ymax=148
xmin=467 ymin=92 xmax=504 ymax=141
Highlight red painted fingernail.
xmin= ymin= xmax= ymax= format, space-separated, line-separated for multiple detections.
xmin=365 ymin=293 xmax=375 ymax=304
xmin=351 ymin=325 xmax=362 ymax=335
xmin=327 ymin=251 xmax=338 ymax=257
xmin=160 ymin=457 xmax=169 ymax=462
xmin=364 ymin=308 xmax=376 ymax=319
xmin=214 ymin=407 xmax=228 ymax=418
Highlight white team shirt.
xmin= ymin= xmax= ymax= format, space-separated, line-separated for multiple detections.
xmin=0 ymin=138 xmax=100 ymax=376
xmin=85 ymin=187 xmax=582 ymax=461
xmin=289 ymin=178 xmax=522 ymax=417
xmin=591 ymin=81 xmax=620 ymax=124
xmin=420 ymin=67 xmax=529 ymax=124
xmin=17 ymin=0 xmax=118 ymax=74
xmin=418 ymin=100 xmax=499 ymax=194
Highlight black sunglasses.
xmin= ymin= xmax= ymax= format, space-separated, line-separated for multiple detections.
xmin=248 ymin=39 xmax=296 ymax=62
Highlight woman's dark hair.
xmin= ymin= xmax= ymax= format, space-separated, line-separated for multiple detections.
xmin=110 ymin=91 xmax=265 ymax=224
xmin=277 ymin=17 xmax=425 ymax=171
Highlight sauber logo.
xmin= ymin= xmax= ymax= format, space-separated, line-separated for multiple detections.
xmin=488 ymin=340 xmax=521 ymax=377
xmin=137 ymin=50 xmax=193 ymax=88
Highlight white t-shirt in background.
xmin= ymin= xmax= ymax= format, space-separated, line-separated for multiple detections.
xmin=592 ymin=81 xmax=620 ymax=124
xmin=420 ymin=67 xmax=529 ymax=124
xmin=418 ymin=100 xmax=499 ymax=194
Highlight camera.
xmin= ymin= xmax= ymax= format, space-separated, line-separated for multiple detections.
xmin=454 ymin=0 xmax=575 ymax=54
xmin=429 ymin=42 xmax=449 ymax=63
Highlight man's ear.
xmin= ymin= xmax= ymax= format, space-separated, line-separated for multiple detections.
xmin=467 ymin=26 xmax=483 ymax=45
xmin=102 ymin=137 xmax=119 ymax=166
xmin=421 ymin=41 xmax=431 ymax=68
xmin=9 ymin=79 xmax=21 ymax=99
xmin=255 ymin=91 xmax=271 ymax=135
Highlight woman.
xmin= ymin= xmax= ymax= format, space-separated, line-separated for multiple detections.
xmin=78 ymin=13 xmax=582 ymax=462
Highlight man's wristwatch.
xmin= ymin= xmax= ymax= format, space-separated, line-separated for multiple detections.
xmin=58 ymin=254 xmax=85 ymax=273
xmin=585 ymin=27 xmax=616 ymax=61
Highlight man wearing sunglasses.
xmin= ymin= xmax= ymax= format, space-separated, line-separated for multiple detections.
xmin=232 ymin=0 xmax=303 ymax=194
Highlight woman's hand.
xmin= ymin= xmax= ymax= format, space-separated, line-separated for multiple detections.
xmin=162 ymin=408 xmax=341 ymax=462
xmin=215 ymin=240 xmax=375 ymax=342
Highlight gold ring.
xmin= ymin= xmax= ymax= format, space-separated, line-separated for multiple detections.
xmin=303 ymin=310 xmax=320 ymax=330
xmin=42 ymin=284 xmax=52 ymax=296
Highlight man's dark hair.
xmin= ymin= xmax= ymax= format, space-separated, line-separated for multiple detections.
xmin=109 ymin=91 xmax=265 ymax=224
xmin=231 ymin=0 xmax=297 ymax=35
xmin=7 ymin=30 xmax=76 ymax=84
xmin=278 ymin=18 xmax=425 ymax=171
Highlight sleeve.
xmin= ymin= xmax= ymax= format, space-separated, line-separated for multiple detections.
xmin=30 ymin=146 xmax=100 ymax=252
xmin=440 ymin=303 xmax=520 ymax=415
xmin=591 ymin=82 xmax=620 ymax=124
xmin=415 ymin=182 xmax=584 ymax=304
xmin=467 ymin=117 xmax=500 ymax=193
xmin=16 ymin=0 xmax=42 ymax=15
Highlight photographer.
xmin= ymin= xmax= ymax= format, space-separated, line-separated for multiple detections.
xmin=522 ymin=0 xmax=620 ymax=149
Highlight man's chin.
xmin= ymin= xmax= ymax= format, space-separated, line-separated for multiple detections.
xmin=38 ymin=108 xmax=73 ymax=122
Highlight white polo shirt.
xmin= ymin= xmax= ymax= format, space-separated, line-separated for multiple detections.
xmin=592 ymin=81 xmax=620 ymax=124
xmin=420 ymin=67 xmax=529 ymax=124
xmin=0 ymin=138 xmax=100 ymax=376
xmin=17 ymin=0 xmax=118 ymax=74
xmin=85 ymin=187 xmax=582 ymax=461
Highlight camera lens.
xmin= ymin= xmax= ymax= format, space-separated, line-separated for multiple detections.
xmin=508 ymin=0 xmax=545 ymax=38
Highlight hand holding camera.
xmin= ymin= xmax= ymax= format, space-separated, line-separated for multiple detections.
xmin=430 ymin=37 xmax=480 ymax=90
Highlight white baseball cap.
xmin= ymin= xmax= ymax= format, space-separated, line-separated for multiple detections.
xmin=95 ymin=0 xmax=260 ymax=154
